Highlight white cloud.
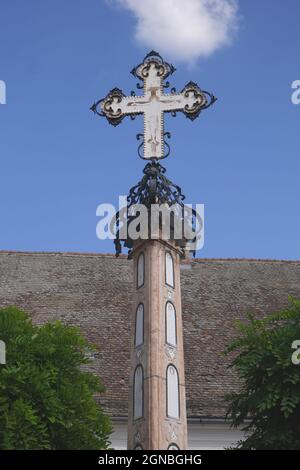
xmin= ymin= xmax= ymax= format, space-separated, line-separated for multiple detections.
xmin=112 ymin=0 xmax=239 ymax=63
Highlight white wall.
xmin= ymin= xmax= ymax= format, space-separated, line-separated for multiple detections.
xmin=187 ymin=421 xmax=243 ymax=450
xmin=110 ymin=418 xmax=244 ymax=450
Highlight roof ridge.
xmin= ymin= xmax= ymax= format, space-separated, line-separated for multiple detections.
xmin=189 ymin=258 xmax=300 ymax=263
xmin=0 ymin=250 xmax=299 ymax=263
xmin=0 ymin=250 xmax=127 ymax=259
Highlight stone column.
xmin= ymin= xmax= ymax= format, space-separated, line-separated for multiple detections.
xmin=127 ymin=238 xmax=188 ymax=450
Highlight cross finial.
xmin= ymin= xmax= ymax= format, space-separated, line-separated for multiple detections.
xmin=91 ymin=52 xmax=216 ymax=160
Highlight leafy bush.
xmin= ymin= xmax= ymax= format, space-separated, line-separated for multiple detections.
xmin=0 ymin=306 xmax=111 ymax=449
xmin=225 ymin=298 xmax=300 ymax=450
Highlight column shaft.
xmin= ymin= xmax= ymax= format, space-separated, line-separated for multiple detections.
xmin=127 ymin=239 xmax=187 ymax=450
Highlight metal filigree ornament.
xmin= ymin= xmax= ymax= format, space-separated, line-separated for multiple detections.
xmin=181 ymin=81 xmax=217 ymax=121
xmin=131 ymin=50 xmax=176 ymax=81
xmin=90 ymin=87 xmax=127 ymax=127
xmin=91 ymin=51 xmax=216 ymax=160
xmin=111 ymin=161 xmax=203 ymax=258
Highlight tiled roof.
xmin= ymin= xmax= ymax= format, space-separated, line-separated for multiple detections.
xmin=0 ymin=251 xmax=299 ymax=418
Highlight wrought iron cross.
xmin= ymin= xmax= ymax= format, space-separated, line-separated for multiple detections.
xmin=91 ymin=51 xmax=216 ymax=160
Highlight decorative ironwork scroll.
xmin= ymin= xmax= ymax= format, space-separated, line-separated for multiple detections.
xmin=113 ymin=161 xmax=201 ymax=258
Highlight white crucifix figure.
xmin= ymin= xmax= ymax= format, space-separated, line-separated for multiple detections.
xmin=91 ymin=51 xmax=216 ymax=160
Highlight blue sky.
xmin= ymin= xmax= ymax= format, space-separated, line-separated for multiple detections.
xmin=0 ymin=0 xmax=299 ymax=259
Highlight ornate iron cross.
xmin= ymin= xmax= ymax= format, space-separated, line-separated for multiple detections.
xmin=91 ymin=51 xmax=216 ymax=160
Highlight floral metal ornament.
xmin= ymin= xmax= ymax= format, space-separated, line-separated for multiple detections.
xmin=113 ymin=161 xmax=202 ymax=258
xmin=91 ymin=51 xmax=216 ymax=160
xmin=130 ymin=50 xmax=176 ymax=82
xmin=90 ymin=87 xmax=126 ymax=127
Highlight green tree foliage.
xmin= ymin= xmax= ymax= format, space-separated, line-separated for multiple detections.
xmin=0 ymin=307 xmax=112 ymax=449
xmin=224 ymin=298 xmax=300 ymax=449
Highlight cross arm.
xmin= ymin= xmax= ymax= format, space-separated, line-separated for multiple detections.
xmin=90 ymin=87 xmax=150 ymax=127
xmin=162 ymin=81 xmax=217 ymax=121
